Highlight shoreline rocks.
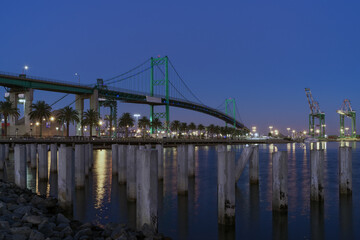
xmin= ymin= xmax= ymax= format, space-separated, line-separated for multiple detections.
xmin=0 ymin=180 xmax=169 ymax=240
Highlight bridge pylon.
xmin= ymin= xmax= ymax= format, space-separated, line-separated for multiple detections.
xmin=225 ymin=98 xmax=236 ymax=128
xmin=150 ymin=56 xmax=169 ymax=134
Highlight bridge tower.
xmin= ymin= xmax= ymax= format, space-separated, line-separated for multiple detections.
xmin=150 ymin=56 xmax=169 ymax=134
xmin=225 ymin=98 xmax=236 ymax=128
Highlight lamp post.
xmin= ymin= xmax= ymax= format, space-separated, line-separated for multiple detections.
xmin=23 ymin=65 xmax=29 ymax=74
xmin=75 ymin=73 xmax=80 ymax=85
xmin=287 ymin=128 xmax=291 ymax=137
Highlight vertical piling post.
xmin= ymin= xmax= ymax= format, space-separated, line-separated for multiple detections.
xmin=84 ymin=144 xmax=89 ymax=176
xmin=217 ymin=148 xmax=235 ymax=225
xmin=310 ymin=150 xmax=324 ymax=201
xmin=14 ymin=144 xmax=26 ymax=188
xmin=58 ymin=145 xmax=74 ymax=209
xmin=339 ymin=146 xmax=352 ymax=195
xmin=4 ymin=144 xmax=9 ymax=160
xmin=136 ymin=149 xmax=158 ymax=232
xmin=30 ymin=144 xmax=37 ymax=169
xmin=156 ymin=144 xmax=164 ymax=180
xmin=118 ymin=145 xmax=127 ymax=184
xmin=112 ymin=144 xmax=118 ymax=175
xmin=50 ymin=144 xmax=58 ymax=172
xmin=236 ymin=146 xmax=254 ymax=182
xmin=177 ymin=145 xmax=188 ymax=195
xmin=188 ymin=144 xmax=195 ymax=177
xmin=145 ymin=144 xmax=152 ymax=150
xmin=127 ymin=145 xmax=137 ymax=201
xmin=88 ymin=144 xmax=93 ymax=169
xmin=26 ymin=144 xmax=31 ymax=163
xmin=75 ymin=144 xmax=85 ymax=188
xmin=272 ymin=151 xmax=288 ymax=211
xmin=38 ymin=144 xmax=48 ymax=180
xmin=0 ymin=145 xmax=4 ymax=170
xmin=249 ymin=145 xmax=259 ymax=184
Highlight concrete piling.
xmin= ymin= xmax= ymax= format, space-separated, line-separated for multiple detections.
xmin=127 ymin=145 xmax=137 ymax=201
xmin=136 ymin=149 xmax=158 ymax=232
xmin=339 ymin=146 xmax=352 ymax=195
xmin=50 ymin=144 xmax=58 ymax=172
xmin=88 ymin=144 xmax=93 ymax=169
xmin=177 ymin=145 xmax=188 ymax=195
xmin=310 ymin=150 xmax=324 ymax=201
xmin=188 ymin=144 xmax=195 ymax=177
xmin=145 ymin=144 xmax=152 ymax=150
xmin=112 ymin=144 xmax=118 ymax=175
xmin=14 ymin=144 xmax=26 ymax=188
xmin=0 ymin=145 xmax=4 ymax=170
xmin=26 ymin=144 xmax=31 ymax=163
xmin=249 ymin=145 xmax=259 ymax=184
xmin=30 ymin=144 xmax=37 ymax=169
xmin=84 ymin=144 xmax=89 ymax=176
xmin=156 ymin=144 xmax=164 ymax=180
xmin=236 ymin=146 xmax=254 ymax=182
xmin=272 ymin=151 xmax=288 ymax=211
xmin=38 ymin=144 xmax=48 ymax=180
xmin=75 ymin=144 xmax=85 ymax=188
xmin=58 ymin=145 xmax=74 ymax=209
xmin=4 ymin=144 xmax=9 ymax=160
xmin=118 ymin=145 xmax=127 ymax=184
xmin=217 ymin=148 xmax=235 ymax=225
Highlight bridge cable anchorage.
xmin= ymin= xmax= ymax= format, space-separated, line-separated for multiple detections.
xmin=106 ymin=66 xmax=152 ymax=86
xmin=104 ymin=58 xmax=151 ymax=83
xmin=168 ymin=58 xmax=204 ymax=105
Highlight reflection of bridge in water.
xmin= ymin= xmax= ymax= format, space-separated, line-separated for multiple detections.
xmin=0 ymin=56 xmax=247 ymax=136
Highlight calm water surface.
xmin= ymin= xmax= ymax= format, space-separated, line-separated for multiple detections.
xmin=1 ymin=142 xmax=360 ymax=240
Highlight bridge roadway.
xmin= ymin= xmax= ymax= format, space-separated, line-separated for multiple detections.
xmin=0 ymin=71 xmax=247 ymax=130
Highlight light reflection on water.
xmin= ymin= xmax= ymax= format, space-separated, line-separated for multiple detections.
xmin=2 ymin=143 xmax=360 ymax=239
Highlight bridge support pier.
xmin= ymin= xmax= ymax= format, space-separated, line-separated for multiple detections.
xmin=177 ymin=145 xmax=188 ymax=195
xmin=75 ymin=95 xmax=84 ymax=136
xmin=217 ymin=148 xmax=235 ymax=225
xmin=14 ymin=144 xmax=26 ymax=189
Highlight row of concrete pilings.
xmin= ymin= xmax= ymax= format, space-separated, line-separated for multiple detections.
xmin=0 ymin=143 xmax=353 ymax=230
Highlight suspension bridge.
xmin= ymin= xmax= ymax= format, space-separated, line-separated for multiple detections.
xmin=0 ymin=56 xmax=248 ymax=136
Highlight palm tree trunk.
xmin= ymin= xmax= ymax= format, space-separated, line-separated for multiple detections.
xmin=39 ymin=120 xmax=43 ymax=137
xmin=109 ymin=121 xmax=112 ymax=138
xmin=66 ymin=122 xmax=70 ymax=137
xmin=125 ymin=127 xmax=128 ymax=138
xmin=90 ymin=124 xmax=93 ymax=137
xmin=4 ymin=115 xmax=7 ymax=137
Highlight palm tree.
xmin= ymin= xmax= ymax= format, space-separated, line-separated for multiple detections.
xmin=0 ymin=101 xmax=19 ymax=137
xmin=119 ymin=112 xmax=134 ymax=138
xmin=180 ymin=122 xmax=188 ymax=138
xmin=105 ymin=114 xmax=116 ymax=137
xmin=207 ymin=124 xmax=215 ymax=138
xmin=197 ymin=124 xmax=205 ymax=138
xmin=170 ymin=120 xmax=181 ymax=138
xmin=56 ymin=106 xmax=79 ymax=137
xmin=83 ymin=109 xmax=99 ymax=137
xmin=29 ymin=101 xmax=52 ymax=137
xmin=138 ymin=116 xmax=150 ymax=138
xmin=188 ymin=122 xmax=196 ymax=138
xmin=151 ymin=118 xmax=162 ymax=134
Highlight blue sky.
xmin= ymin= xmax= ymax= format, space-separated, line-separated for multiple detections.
xmin=1 ymin=0 xmax=360 ymax=135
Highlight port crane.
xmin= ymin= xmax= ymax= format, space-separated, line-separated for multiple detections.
xmin=337 ymin=99 xmax=356 ymax=138
xmin=305 ymin=88 xmax=326 ymax=137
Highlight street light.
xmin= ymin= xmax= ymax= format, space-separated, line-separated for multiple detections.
xmin=287 ymin=128 xmax=290 ymax=137
xmin=75 ymin=73 xmax=80 ymax=85
xmin=23 ymin=65 xmax=29 ymax=74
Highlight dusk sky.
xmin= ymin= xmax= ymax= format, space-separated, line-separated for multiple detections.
xmin=1 ymin=1 xmax=360 ymax=135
